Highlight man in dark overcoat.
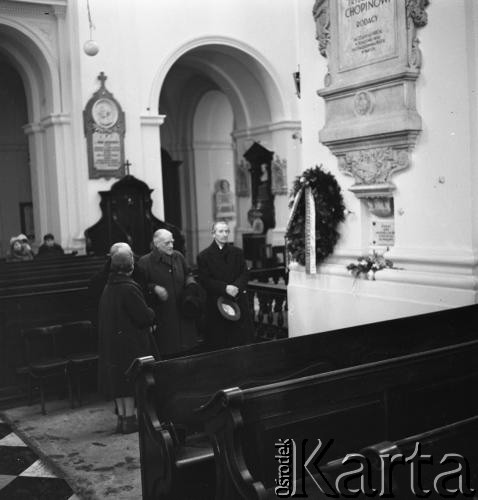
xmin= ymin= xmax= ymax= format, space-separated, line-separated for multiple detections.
xmin=137 ymin=229 xmax=199 ymax=357
xmin=197 ymin=220 xmax=254 ymax=350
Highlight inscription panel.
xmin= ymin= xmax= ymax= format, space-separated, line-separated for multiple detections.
xmin=93 ymin=133 xmax=122 ymax=170
xmin=338 ymin=0 xmax=397 ymax=71
xmin=371 ymin=218 xmax=395 ymax=246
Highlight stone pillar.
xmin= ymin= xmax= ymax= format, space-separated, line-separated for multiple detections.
xmin=23 ymin=122 xmax=47 ymax=246
xmin=140 ymin=114 xmax=166 ymax=220
xmin=39 ymin=113 xmax=80 ymax=250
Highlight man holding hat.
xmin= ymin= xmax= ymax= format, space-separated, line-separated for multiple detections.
xmin=197 ymin=220 xmax=254 ymax=350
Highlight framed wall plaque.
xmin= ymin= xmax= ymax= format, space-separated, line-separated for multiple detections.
xmin=83 ymin=72 xmax=126 ymax=179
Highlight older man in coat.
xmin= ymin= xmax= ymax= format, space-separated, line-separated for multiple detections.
xmin=197 ymin=220 xmax=254 ymax=350
xmin=138 ymin=229 xmax=199 ymax=357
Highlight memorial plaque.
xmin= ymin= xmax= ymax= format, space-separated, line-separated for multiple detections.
xmin=371 ymin=218 xmax=395 ymax=246
xmin=338 ymin=0 xmax=397 ymax=71
xmin=84 ymin=72 xmax=126 ymax=179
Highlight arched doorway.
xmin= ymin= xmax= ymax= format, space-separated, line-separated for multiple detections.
xmin=0 ymin=14 xmax=81 ymax=254
xmin=0 ymin=58 xmax=31 ymax=257
xmin=157 ymin=41 xmax=293 ymax=263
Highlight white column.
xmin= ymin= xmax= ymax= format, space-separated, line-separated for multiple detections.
xmin=269 ymin=120 xmax=302 ymax=247
xmin=39 ymin=113 xmax=81 ymax=251
xmin=140 ymin=114 xmax=165 ymax=219
xmin=23 ymin=122 xmax=47 ymax=246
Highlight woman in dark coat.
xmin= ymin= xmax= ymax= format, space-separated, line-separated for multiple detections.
xmin=98 ymin=249 xmax=155 ymax=433
xmin=197 ymin=221 xmax=254 ymax=350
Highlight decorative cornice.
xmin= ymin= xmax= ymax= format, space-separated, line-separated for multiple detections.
xmin=40 ymin=113 xmax=70 ymax=128
xmin=23 ymin=122 xmax=44 ymax=135
xmin=290 ymin=262 xmax=478 ymax=292
xmin=233 ymin=120 xmax=301 ymax=139
xmin=0 ymin=1 xmax=62 ymax=18
xmin=140 ymin=114 xmax=166 ymax=127
xmin=318 ymin=71 xmax=420 ymax=98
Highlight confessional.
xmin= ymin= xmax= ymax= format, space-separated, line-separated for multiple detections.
xmin=84 ymin=175 xmax=184 ymax=256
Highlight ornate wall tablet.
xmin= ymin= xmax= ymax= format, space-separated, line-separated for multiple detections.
xmin=313 ymin=0 xmax=429 ymax=232
xmin=83 ymin=72 xmax=126 ymax=179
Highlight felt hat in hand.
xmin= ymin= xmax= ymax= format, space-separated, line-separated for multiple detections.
xmin=217 ymin=296 xmax=241 ymax=322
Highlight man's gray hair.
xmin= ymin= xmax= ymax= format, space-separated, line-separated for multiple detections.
xmin=153 ymin=228 xmax=172 ymax=242
xmin=211 ymin=220 xmax=229 ymax=233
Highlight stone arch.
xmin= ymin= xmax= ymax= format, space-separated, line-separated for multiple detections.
xmin=0 ymin=16 xmax=73 ymax=251
xmin=0 ymin=20 xmax=58 ymax=119
xmin=152 ymin=37 xmax=301 ymax=260
xmin=149 ymin=35 xmax=289 ymax=127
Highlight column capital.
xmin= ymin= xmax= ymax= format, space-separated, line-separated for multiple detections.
xmin=40 ymin=113 xmax=71 ymax=129
xmin=140 ymin=114 xmax=166 ymax=127
xmin=23 ymin=122 xmax=44 ymax=135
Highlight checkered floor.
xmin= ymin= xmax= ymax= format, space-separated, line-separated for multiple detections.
xmin=0 ymin=416 xmax=77 ymax=500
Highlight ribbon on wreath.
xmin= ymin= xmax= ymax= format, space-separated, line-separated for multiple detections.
xmin=285 ymin=185 xmax=317 ymax=274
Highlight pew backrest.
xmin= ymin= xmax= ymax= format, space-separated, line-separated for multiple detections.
xmin=136 ymin=304 xmax=478 ymax=434
xmin=199 ymin=340 xmax=478 ymax=497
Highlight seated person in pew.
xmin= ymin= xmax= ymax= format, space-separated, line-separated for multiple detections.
xmin=98 ymin=247 xmax=155 ymax=434
xmin=6 ymin=234 xmax=34 ymax=262
xmin=36 ymin=233 xmax=64 ymax=258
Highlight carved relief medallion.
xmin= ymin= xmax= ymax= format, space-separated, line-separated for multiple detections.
xmin=354 ymin=91 xmax=374 ymax=116
xmin=338 ymin=147 xmax=410 ymax=185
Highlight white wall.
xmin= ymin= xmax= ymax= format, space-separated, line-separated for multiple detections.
xmin=288 ymin=0 xmax=478 ymax=336
xmin=71 ymin=0 xmax=300 ymax=246
xmin=193 ymin=90 xmax=235 ymax=253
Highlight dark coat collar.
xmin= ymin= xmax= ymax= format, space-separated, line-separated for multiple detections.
xmin=107 ymin=273 xmax=135 ymax=285
xmin=150 ymin=247 xmax=174 ymax=265
xmin=209 ymin=241 xmax=230 ymax=254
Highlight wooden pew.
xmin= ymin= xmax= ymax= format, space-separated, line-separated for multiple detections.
xmin=200 ymin=340 xmax=478 ymax=499
xmin=0 ymin=255 xmax=105 ymax=407
xmin=133 ymin=304 xmax=478 ymax=500
xmin=361 ymin=415 xmax=478 ymax=498
xmin=0 ymin=255 xmax=105 ymax=287
xmin=286 ymin=414 xmax=478 ymax=498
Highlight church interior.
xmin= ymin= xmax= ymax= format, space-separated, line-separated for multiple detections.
xmin=0 ymin=0 xmax=477 ymax=498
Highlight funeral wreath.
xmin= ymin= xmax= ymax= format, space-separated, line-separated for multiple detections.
xmin=286 ymin=165 xmax=345 ymax=267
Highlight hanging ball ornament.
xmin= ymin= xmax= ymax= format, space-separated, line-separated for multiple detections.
xmin=83 ymin=39 xmax=99 ymax=56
